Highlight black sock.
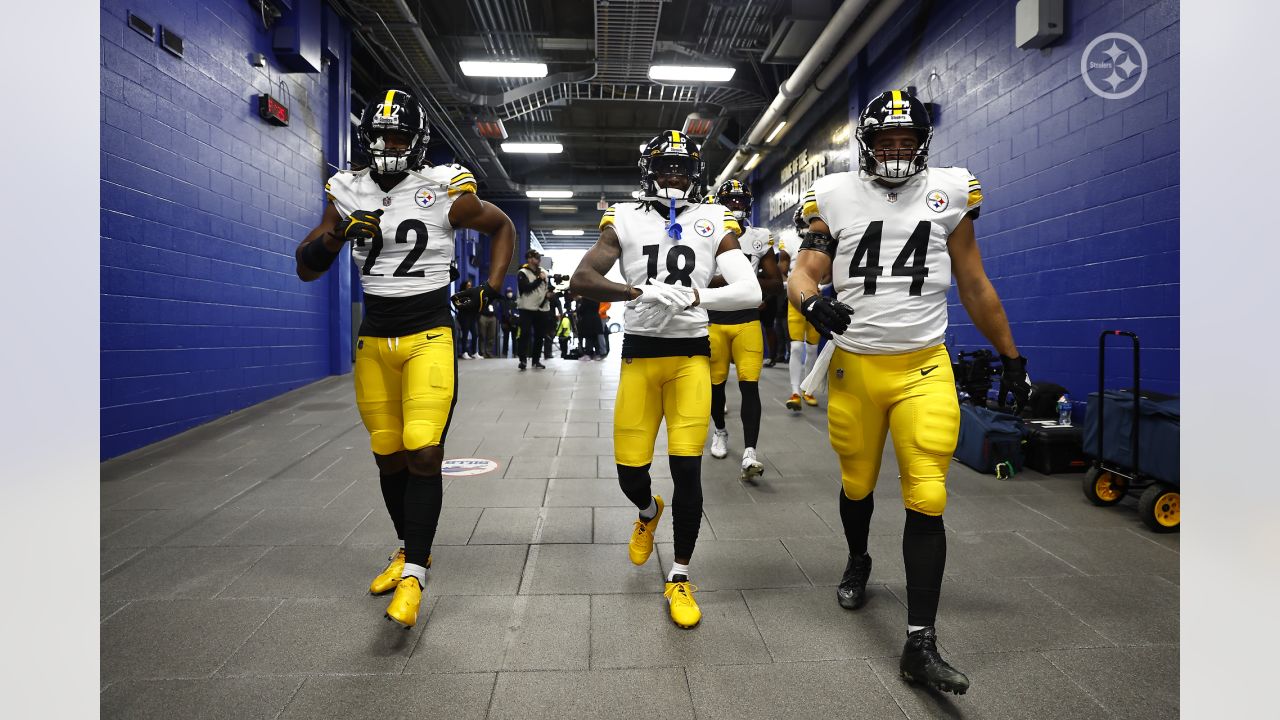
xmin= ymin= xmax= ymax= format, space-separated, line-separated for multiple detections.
xmin=738 ymin=380 xmax=761 ymax=448
xmin=903 ymin=509 xmax=947 ymax=628
xmin=669 ymin=456 xmax=704 ymax=560
xmin=839 ymin=489 xmax=873 ymax=557
xmin=710 ymin=382 xmax=727 ymax=431
xmin=617 ymin=463 xmax=653 ymax=511
xmin=402 ymin=472 xmax=444 ymax=568
xmin=378 ymin=467 xmax=411 ymax=541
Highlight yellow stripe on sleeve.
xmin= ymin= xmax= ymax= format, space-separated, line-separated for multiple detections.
xmin=447 ymin=181 xmax=478 ymax=197
xmin=599 ymin=207 xmax=616 ymax=230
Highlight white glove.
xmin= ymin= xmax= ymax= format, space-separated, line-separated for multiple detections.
xmin=633 ymin=280 xmax=694 ymax=310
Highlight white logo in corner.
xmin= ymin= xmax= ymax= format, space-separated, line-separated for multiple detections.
xmin=1081 ymin=33 xmax=1148 ymax=100
xmin=441 ymin=458 xmax=498 ymax=476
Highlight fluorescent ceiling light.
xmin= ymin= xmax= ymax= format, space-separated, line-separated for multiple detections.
xmin=539 ymin=204 xmax=578 ymax=213
xmin=501 ymin=142 xmax=564 ymax=154
xmin=743 ymin=153 xmax=762 ymax=171
xmin=526 ymin=189 xmax=574 ymax=199
xmin=460 ymin=61 xmax=548 ymax=78
xmin=552 ymin=229 xmax=585 ymax=236
xmin=765 ymin=120 xmax=788 ymax=143
xmin=648 ymin=65 xmax=736 ymax=83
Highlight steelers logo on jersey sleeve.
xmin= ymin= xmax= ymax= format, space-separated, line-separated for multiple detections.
xmin=415 ymin=187 xmax=437 ymax=208
xmin=751 ymin=236 xmax=765 ymax=252
xmin=925 ymin=189 xmax=949 ymax=213
xmin=694 ymin=218 xmax=715 ymax=237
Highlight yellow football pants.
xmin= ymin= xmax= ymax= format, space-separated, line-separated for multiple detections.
xmin=354 ymin=327 xmax=457 ymax=454
xmin=615 ymin=355 xmax=711 ymax=466
xmin=825 ymin=343 xmax=959 ymax=516
xmin=709 ymin=321 xmax=764 ymax=384
xmin=787 ymin=301 xmax=820 ymax=345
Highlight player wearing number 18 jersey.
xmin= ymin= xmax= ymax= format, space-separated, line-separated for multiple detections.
xmin=295 ymin=89 xmax=515 ymax=629
xmin=571 ymin=131 xmax=761 ymax=629
xmin=789 ymin=90 xmax=1031 ymax=694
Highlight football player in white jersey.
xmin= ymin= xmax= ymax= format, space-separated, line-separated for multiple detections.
xmin=570 ymin=131 xmax=761 ymax=628
xmin=789 ymin=90 xmax=1031 ymax=694
xmin=295 ymin=89 xmax=515 ymax=628
xmin=706 ymin=180 xmax=783 ymax=479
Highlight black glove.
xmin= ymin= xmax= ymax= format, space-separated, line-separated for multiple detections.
xmin=339 ymin=209 xmax=384 ymax=245
xmin=998 ymin=354 xmax=1031 ymax=413
xmin=800 ymin=294 xmax=854 ymax=338
xmin=451 ymin=282 xmax=498 ymax=312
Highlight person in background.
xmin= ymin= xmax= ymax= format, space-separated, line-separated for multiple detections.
xmin=478 ymin=290 xmax=498 ymax=357
xmin=456 ymin=279 xmax=480 ymax=359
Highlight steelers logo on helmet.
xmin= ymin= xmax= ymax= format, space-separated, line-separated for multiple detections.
xmin=855 ymin=89 xmax=934 ymax=182
xmin=715 ymin=179 xmax=753 ymax=221
xmin=359 ymin=89 xmax=429 ymax=175
xmin=638 ymin=130 xmax=704 ymax=201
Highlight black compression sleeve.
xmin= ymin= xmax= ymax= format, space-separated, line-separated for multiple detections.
xmin=799 ymin=230 xmax=837 ymax=258
xmin=300 ymin=236 xmax=341 ymax=272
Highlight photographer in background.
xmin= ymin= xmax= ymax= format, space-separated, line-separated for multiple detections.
xmin=516 ymin=249 xmax=551 ymax=370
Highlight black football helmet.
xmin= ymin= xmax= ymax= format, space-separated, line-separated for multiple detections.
xmin=855 ymin=89 xmax=933 ymax=181
xmin=358 ymin=89 xmax=429 ymax=174
xmin=715 ymin=179 xmax=752 ymax=221
xmin=638 ymin=130 xmax=704 ymax=200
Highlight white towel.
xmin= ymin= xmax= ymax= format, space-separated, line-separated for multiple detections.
xmin=800 ymin=341 xmax=836 ymax=395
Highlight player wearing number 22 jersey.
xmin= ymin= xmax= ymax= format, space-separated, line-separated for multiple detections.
xmin=571 ymin=131 xmax=761 ymax=630
xmin=295 ymin=89 xmax=515 ymax=630
xmin=789 ymin=90 xmax=1032 ymax=695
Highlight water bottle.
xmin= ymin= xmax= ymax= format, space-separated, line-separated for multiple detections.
xmin=1057 ymin=395 xmax=1072 ymax=426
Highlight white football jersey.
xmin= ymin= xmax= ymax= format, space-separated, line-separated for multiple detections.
xmin=802 ymin=167 xmax=982 ymax=354
xmin=739 ymin=226 xmax=775 ymax=270
xmin=325 ymin=164 xmax=477 ymax=297
xmin=600 ymin=201 xmax=742 ymax=337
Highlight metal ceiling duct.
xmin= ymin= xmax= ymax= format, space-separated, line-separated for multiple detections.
xmin=711 ymin=0 xmax=874 ymax=187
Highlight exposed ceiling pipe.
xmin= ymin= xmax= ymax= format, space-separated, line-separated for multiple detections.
xmin=768 ymin=0 xmax=909 ymax=150
xmin=710 ymin=0 xmax=872 ymax=187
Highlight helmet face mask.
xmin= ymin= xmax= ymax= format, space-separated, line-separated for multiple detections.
xmin=856 ymin=90 xmax=933 ymax=182
xmin=359 ymin=89 xmax=429 ymax=175
xmin=639 ymin=131 xmax=704 ymax=201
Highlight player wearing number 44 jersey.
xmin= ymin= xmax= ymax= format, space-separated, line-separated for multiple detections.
xmin=572 ymin=131 xmax=761 ymax=629
xmin=296 ymin=89 xmax=515 ymax=629
xmin=789 ymin=90 xmax=1031 ymax=695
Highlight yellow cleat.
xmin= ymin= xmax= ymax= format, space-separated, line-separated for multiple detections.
xmin=369 ymin=549 xmax=432 ymax=595
xmin=786 ymin=393 xmax=803 ymax=412
xmin=628 ymin=495 xmax=665 ymax=566
xmin=803 ymin=392 xmax=818 ymax=407
xmin=664 ymin=578 xmax=702 ymax=628
xmin=384 ymin=576 xmax=423 ymax=628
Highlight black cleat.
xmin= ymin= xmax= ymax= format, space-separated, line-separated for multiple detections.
xmin=836 ymin=553 xmax=872 ymax=609
xmin=518 ymin=362 xmax=527 ymax=371
xmin=533 ymin=361 xmax=547 ymax=370
xmin=899 ymin=627 xmax=970 ymax=695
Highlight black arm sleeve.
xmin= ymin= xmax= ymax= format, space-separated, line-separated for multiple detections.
xmin=799 ymin=230 xmax=838 ymax=258
xmin=517 ymin=269 xmax=545 ymax=295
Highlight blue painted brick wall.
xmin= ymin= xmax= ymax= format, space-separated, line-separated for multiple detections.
xmin=768 ymin=0 xmax=1178 ymax=406
xmin=101 ymin=0 xmax=345 ymax=459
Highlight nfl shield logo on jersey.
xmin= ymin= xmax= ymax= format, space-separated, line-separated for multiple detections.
xmin=926 ymin=190 xmax=949 ymax=212
xmin=416 ymin=187 xmax=436 ymax=208
xmin=694 ymin=219 xmax=715 ymax=237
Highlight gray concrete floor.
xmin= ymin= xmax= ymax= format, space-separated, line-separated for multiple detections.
xmin=101 ymin=353 xmax=1179 ymax=719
